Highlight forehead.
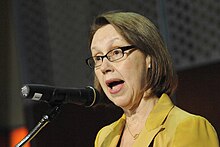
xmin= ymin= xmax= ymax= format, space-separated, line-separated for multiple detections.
xmin=91 ymin=24 xmax=127 ymax=50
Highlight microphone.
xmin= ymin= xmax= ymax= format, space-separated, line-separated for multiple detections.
xmin=21 ymin=84 xmax=99 ymax=107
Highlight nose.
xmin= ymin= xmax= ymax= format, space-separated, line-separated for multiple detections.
xmin=100 ymin=57 xmax=114 ymax=74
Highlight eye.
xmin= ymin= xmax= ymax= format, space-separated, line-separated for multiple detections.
xmin=94 ymin=56 xmax=102 ymax=62
xmin=112 ymin=49 xmax=122 ymax=55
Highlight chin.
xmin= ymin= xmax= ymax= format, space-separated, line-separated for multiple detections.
xmin=111 ymin=97 xmax=130 ymax=108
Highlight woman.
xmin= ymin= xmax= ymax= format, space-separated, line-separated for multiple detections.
xmin=86 ymin=11 xmax=219 ymax=147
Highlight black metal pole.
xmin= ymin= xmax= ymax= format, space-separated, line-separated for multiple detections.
xmin=15 ymin=105 xmax=61 ymax=147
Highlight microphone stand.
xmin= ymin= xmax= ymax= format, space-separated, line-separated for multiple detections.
xmin=16 ymin=104 xmax=62 ymax=147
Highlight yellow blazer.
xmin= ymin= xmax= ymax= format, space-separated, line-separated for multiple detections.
xmin=95 ymin=94 xmax=219 ymax=147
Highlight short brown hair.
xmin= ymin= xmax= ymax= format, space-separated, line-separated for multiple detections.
xmin=89 ymin=11 xmax=178 ymax=101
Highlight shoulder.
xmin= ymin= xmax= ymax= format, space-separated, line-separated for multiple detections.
xmin=97 ymin=114 xmax=125 ymax=137
xmin=170 ymin=106 xmax=215 ymax=128
xmin=169 ymin=107 xmax=219 ymax=146
xmin=96 ymin=121 xmax=116 ymax=140
xmin=95 ymin=114 xmax=125 ymax=146
xmin=95 ymin=120 xmax=117 ymax=146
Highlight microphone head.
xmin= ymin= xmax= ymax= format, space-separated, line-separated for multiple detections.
xmin=20 ymin=84 xmax=56 ymax=103
xmin=21 ymin=85 xmax=30 ymax=97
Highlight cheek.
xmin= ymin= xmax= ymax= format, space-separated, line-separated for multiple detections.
xmin=94 ymin=70 xmax=107 ymax=91
xmin=95 ymin=70 xmax=102 ymax=83
xmin=122 ymin=57 xmax=147 ymax=87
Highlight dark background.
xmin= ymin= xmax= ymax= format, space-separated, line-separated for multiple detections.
xmin=0 ymin=0 xmax=219 ymax=146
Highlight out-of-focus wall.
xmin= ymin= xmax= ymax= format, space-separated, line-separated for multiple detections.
xmin=0 ymin=0 xmax=219 ymax=146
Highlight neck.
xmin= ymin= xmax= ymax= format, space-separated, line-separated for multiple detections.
xmin=125 ymin=95 xmax=158 ymax=125
xmin=122 ymin=94 xmax=159 ymax=141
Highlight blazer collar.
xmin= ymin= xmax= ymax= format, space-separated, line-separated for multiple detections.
xmin=134 ymin=93 xmax=174 ymax=146
xmin=145 ymin=93 xmax=174 ymax=131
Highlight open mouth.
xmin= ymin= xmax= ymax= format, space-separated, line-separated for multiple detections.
xmin=106 ymin=80 xmax=124 ymax=89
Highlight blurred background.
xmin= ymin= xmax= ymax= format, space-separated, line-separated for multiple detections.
xmin=0 ymin=0 xmax=219 ymax=146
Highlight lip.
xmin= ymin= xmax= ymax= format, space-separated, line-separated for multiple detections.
xmin=105 ymin=78 xmax=122 ymax=86
xmin=105 ymin=78 xmax=124 ymax=94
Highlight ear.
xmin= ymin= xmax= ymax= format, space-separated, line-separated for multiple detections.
xmin=146 ymin=55 xmax=151 ymax=69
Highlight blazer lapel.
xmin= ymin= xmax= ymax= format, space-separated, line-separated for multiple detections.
xmin=135 ymin=94 xmax=174 ymax=146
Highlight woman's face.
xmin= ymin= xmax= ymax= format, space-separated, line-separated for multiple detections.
xmin=91 ymin=24 xmax=151 ymax=110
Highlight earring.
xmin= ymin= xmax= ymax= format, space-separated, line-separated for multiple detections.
xmin=148 ymin=64 xmax=151 ymax=69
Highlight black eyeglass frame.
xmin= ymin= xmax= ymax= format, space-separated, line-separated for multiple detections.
xmin=86 ymin=45 xmax=136 ymax=68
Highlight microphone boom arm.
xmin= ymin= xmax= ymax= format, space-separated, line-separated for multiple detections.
xmin=15 ymin=105 xmax=62 ymax=147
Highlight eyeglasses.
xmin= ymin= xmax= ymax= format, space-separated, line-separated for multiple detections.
xmin=86 ymin=45 xmax=136 ymax=68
